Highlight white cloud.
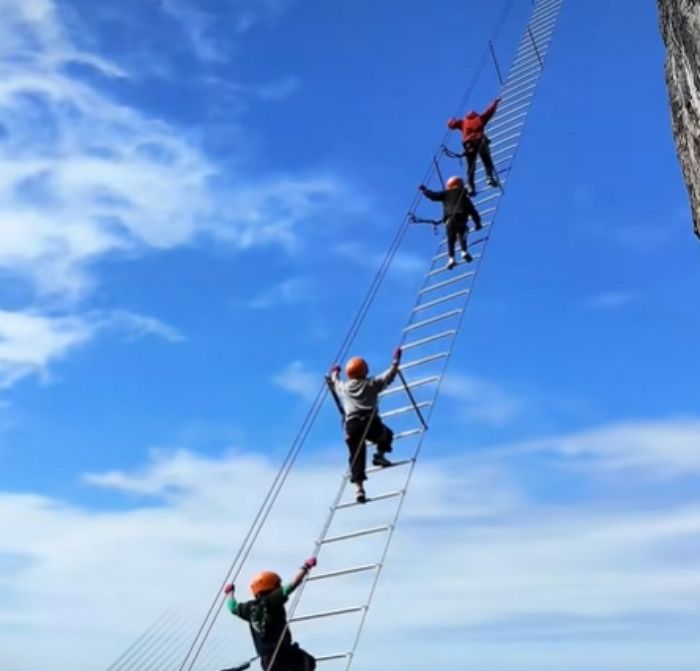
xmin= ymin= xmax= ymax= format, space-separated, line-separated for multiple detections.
xmin=334 ymin=242 xmax=426 ymax=277
xmin=244 ymin=277 xmax=310 ymax=309
xmin=0 ymin=308 xmax=182 ymax=389
xmin=440 ymin=373 xmax=523 ymax=425
xmin=0 ymin=309 xmax=96 ymax=388
xmin=505 ymin=419 xmax=700 ymax=475
xmin=0 ymin=0 xmax=358 ymax=389
xmin=584 ymin=291 xmax=637 ymax=310
xmin=0 ymin=1 xmax=352 ymax=303
xmin=106 ymin=310 xmax=184 ymax=343
xmin=273 ymin=360 xmax=322 ymax=402
xmin=0 ymin=439 xmax=698 ymax=670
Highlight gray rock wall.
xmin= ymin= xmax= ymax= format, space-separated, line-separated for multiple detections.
xmin=657 ymin=0 xmax=700 ymax=238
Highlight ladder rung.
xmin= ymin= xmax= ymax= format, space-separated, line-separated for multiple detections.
xmin=413 ymin=289 xmax=469 ymax=312
xmin=513 ymin=39 xmax=552 ymax=67
xmin=380 ymin=375 xmax=439 ymax=397
xmin=517 ymin=18 xmax=556 ymax=52
xmin=307 ymin=563 xmax=379 ymax=580
xmin=403 ymin=309 xmax=462 ymax=333
xmin=494 ymin=101 xmax=532 ymax=125
xmin=399 ymin=352 xmax=448 ymax=370
xmin=290 ymin=606 xmax=366 ymax=623
xmin=490 ymin=131 xmax=523 ymax=153
xmin=393 ymin=427 xmax=425 ymax=440
xmin=402 ymin=329 xmax=456 ymax=350
xmin=316 ymin=653 xmax=352 ymax=663
xmin=504 ymin=69 xmax=539 ymax=95
xmin=437 ymin=230 xmax=489 ymax=248
xmin=366 ymin=457 xmax=414 ymax=475
xmin=426 ymin=256 xmax=479 ymax=277
xmin=491 ymin=142 xmax=518 ymax=159
xmin=528 ymin=6 xmax=559 ymax=30
xmin=514 ymin=31 xmax=554 ymax=63
xmin=499 ymin=88 xmax=536 ymax=116
xmin=520 ymin=13 xmax=558 ymax=44
xmin=474 ymin=191 xmax=500 ymax=207
xmin=503 ymin=63 xmax=541 ymax=91
xmin=420 ymin=272 xmax=474 ymax=295
xmin=334 ymin=489 xmax=405 ymax=510
xmin=489 ymin=113 xmax=528 ymax=140
xmin=382 ymin=401 xmax=431 ymax=419
xmin=321 ymin=525 xmax=392 ymax=544
xmin=507 ymin=54 xmax=542 ymax=82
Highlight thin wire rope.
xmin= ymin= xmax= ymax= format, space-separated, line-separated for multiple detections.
xmin=286 ymin=2 xmax=565 ymax=669
xmin=106 ymin=608 xmax=180 ymax=671
xmin=109 ymin=1 xmax=527 ymax=669
xmin=249 ymin=1 xmax=536 ymax=670
xmin=116 ymin=612 xmax=195 ymax=671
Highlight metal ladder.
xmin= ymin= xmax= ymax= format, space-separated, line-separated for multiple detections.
xmin=281 ymin=1 xmax=565 ymax=669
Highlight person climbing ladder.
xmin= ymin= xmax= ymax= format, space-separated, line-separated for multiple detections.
xmin=447 ymin=97 xmax=501 ymax=195
xmin=328 ymin=348 xmax=402 ymax=503
xmin=419 ymin=176 xmax=481 ymax=269
xmin=222 ymin=558 xmax=318 ymax=671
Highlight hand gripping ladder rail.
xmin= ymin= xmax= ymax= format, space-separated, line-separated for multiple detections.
xmin=275 ymin=1 xmax=566 ymax=669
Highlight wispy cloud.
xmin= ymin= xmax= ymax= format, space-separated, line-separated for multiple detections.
xmin=440 ymin=373 xmax=523 ymax=426
xmin=0 ymin=436 xmax=698 ymax=669
xmin=208 ymin=74 xmax=300 ymax=102
xmin=244 ymin=277 xmax=310 ymax=309
xmin=161 ymin=0 xmax=292 ymax=56
xmin=105 ymin=310 xmax=185 ymax=343
xmin=500 ymin=418 xmax=700 ymax=476
xmin=0 ymin=309 xmax=96 ymax=388
xmin=0 ymin=0 xmax=355 ymax=388
xmin=334 ymin=242 xmax=426 ymax=277
xmin=272 ymin=360 xmax=321 ymax=402
xmin=583 ymin=291 xmax=637 ymax=310
xmin=0 ymin=308 xmax=182 ymax=389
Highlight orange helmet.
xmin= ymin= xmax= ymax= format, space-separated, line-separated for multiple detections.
xmin=345 ymin=357 xmax=369 ymax=379
xmin=446 ymin=176 xmax=463 ymax=189
xmin=250 ymin=571 xmax=282 ymax=596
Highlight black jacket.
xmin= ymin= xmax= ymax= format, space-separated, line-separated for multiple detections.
xmin=421 ymin=186 xmax=477 ymax=219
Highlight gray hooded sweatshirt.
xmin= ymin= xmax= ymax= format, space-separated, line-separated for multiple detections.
xmin=332 ymin=366 xmax=398 ymax=421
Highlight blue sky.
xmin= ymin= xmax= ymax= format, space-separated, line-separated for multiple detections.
xmin=0 ymin=1 xmax=699 ymax=670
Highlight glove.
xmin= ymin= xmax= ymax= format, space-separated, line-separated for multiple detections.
xmin=223 ymin=584 xmax=234 ymax=595
xmin=418 ymin=184 xmax=427 ymax=192
xmin=330 ymin=364 xmax=341 ymax=375
xmin=303 ymin=557 xmax=317 ymax=570
xmin=393 ymin=346 xmax=402 ymax=363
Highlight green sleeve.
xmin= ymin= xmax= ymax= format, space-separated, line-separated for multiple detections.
xmin=227 ymin=596 xmax=241 ymax=616
xmin=282 ymin=583 xmax=294 ymax=597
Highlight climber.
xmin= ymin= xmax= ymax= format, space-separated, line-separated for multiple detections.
xmin=222 ymin=558 xmax=318 ymax=671
xmin=419 ymin=176 xmax=481 ymax=270
xmin=447 ymin=97 xmax=501 ymax=195
xmin=329 ymin=348 xmax=402 ymax=503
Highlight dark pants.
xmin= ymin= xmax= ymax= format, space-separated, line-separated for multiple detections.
xmin=261 ymin=644 xmax=316 ymax=671
xmin=463 ymin=137 xmax=496 ymax=191
xmin=345 ymin=415 xmax=393 ymax=483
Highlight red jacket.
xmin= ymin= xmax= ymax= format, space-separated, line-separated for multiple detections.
xmin=447 ymin=98 xmax=500 ymax=143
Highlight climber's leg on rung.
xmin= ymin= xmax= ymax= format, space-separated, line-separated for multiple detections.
xmin=479 ymin=136 xmax=499 ymax=187
xmin=344 ymin=419 xmax=368 ymax=486
xmin=467 ymin=198 xmax=483 ymax=232
xmin=445 ymin=218 xmax=458 ymax=258
xmin=365 ymin=415 xmax=394 ymax=462
xmin=463 ymin=141 xmax=478 ymax=194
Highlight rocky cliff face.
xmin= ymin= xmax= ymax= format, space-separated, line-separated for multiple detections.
xmin=657 ymin=0 xmax=700 ymax=239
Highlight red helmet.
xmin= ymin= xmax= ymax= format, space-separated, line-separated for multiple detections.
xmin=345 ymin=357 xmax=369 ymax=380
xmin=446 ymin=176 xmax=463 ymax=189
xmin=250 ymin=571 xmax=282 ymax=596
